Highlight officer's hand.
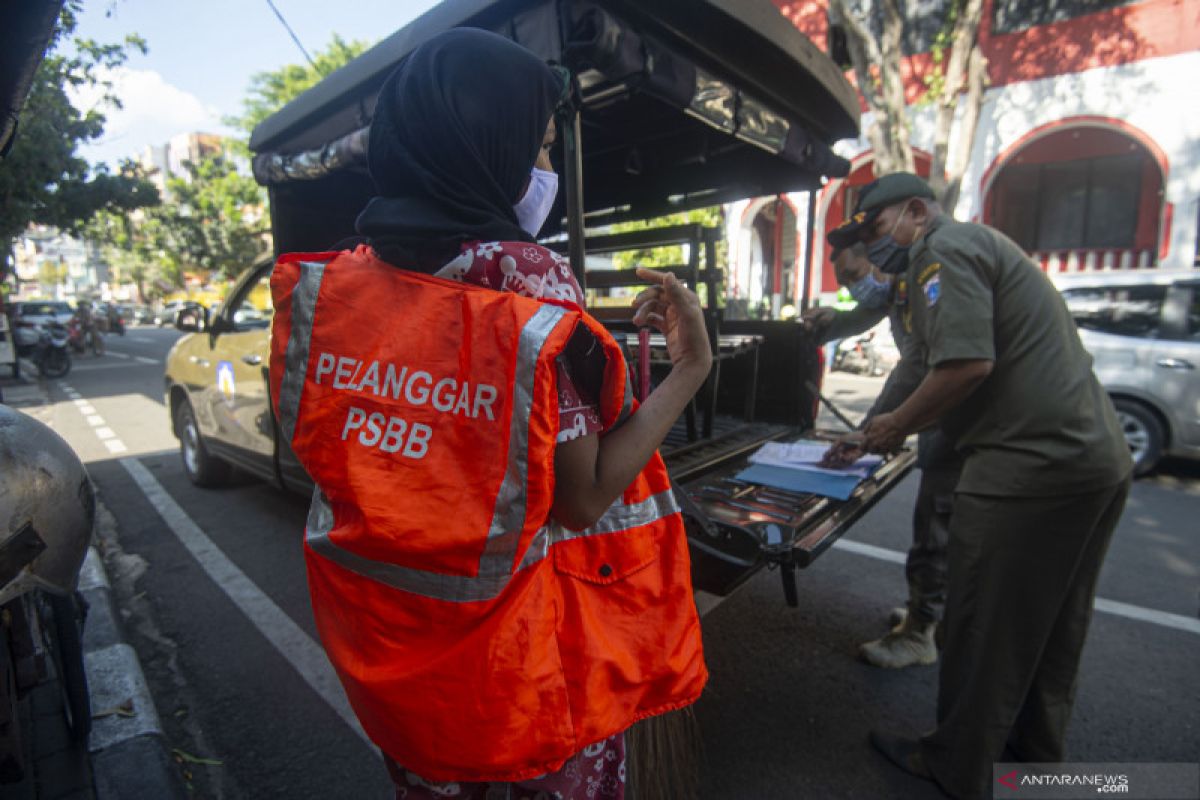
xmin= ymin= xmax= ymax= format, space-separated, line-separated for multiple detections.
xmin=632 ymin=268 xmax=712 ymax=376
xmin=800 ymin=306 xmax=836 ymax=336
xmin=861 ymin=412 xmax=906 ymax=454
xmin=819 ymin=435 xmax=864 ymax=468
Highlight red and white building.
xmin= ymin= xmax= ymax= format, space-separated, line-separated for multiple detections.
xmin=725 ymin=0 xmax=1200 ymax=312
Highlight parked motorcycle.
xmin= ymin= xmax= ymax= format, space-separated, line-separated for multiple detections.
xmin=0 ymin=407 xmax=95 ymax=784
xmin=832 ymin=332 xmax=882 ymax=376
xmin=11 ymin=319 xmax=71 ymax=379
xmin=65 ymin=316 xmax=103 ymax=357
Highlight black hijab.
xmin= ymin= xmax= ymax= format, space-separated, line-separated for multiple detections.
xmin=355 ymin=28 xmax=564 ymax=270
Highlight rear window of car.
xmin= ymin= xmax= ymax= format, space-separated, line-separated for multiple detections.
xmin=17 ymin=301 xmax=72 ymax=317
xmin=1061 ymin=285 xmax=1166 ymax=339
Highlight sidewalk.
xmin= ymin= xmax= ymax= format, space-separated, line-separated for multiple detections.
xmin=1 ymin=367 xmax=185 ymax=800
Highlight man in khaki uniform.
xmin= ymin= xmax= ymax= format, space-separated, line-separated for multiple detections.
xmin=835 ymin=173 xmax=1131 ymax=800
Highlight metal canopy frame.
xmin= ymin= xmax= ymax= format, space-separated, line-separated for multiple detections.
xmin=249 ymin=0 xmax=859 ymax=263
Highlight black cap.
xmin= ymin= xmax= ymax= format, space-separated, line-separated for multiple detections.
xmin=827 ymin=172 xmax=936 ymax=249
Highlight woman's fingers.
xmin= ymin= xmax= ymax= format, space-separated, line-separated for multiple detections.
xmin=631 ymin=286 xmax=663 ymax=309
xmin=632 ymin=301 xmax=666 ymax=329
xmin=634 ymin=266 xmax=671 ymax=286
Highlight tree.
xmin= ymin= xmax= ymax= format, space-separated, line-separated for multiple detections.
xmin=89 ymin=35 xmax=370 ymax=297
xmin=923 ymin=0 xmax=987 ymax=210
xmin=226 ymin=34 xmax=371 ymax=138
xmin=828 ymin=0 xmax=915 ymax=176
xmin=0 ymin=1 xmax=158 ymax=278
xmin=608 ymin=207 xmax=727 ymax=308
xmin=828 ymin=0 xmax=987 ymax=209
xmin=158 ymin=152 xmax=267 ymax=279
xmin=610 ymin=208 xmax=726 ymax=271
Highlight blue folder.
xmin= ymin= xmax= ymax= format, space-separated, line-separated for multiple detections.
xmin=735 ymin=463 xmax=866 ymax=501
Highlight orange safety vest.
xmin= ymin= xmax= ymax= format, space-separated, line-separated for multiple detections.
xmin=269 ymin=248 xmax=706 ymax=782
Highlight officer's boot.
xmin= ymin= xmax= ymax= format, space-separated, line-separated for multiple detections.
xmin=859 ymin=614 xmax=938 ymax=668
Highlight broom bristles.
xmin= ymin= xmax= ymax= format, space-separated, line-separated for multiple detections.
xmin=625 ymin=706 xmax=702 ymax=800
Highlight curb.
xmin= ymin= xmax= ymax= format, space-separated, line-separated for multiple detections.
xmin=79 ymin=533 xmax=188 ymax=800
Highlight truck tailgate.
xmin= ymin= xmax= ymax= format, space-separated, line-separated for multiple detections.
xmin=675 ymin=436 xmax=917 ymax=603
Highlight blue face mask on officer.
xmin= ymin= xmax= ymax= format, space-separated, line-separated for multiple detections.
xmin=848 ymin=270 xmax=893 ymax=309
xmin=867 ymin=201 xmax=917 ymax=275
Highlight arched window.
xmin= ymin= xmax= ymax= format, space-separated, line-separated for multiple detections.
xmin=987 ymin=126 xmax=1163 ymax=268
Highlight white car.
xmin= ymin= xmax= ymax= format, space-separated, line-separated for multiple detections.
xmin=11 ymin=300 xmax=74 ymax=327
xmin=1054 ymin=271 xmax=1200 ymax=475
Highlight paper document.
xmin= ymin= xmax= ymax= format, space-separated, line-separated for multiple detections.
xmin=748 ymin=440 xmax=882 ymax=478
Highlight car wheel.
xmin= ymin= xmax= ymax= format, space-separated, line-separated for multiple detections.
xmin=175 ymin=398 xmax=231 ymax=487
xmin=1112 ymin=398 xmax=1164 ymax=477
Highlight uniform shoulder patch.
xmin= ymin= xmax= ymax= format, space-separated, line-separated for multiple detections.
xmin=923 ymin=274 xmax=941 ymax=307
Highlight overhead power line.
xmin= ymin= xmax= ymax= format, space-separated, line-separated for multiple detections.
xmin=264 ymin=0 xmax=321 ymax=73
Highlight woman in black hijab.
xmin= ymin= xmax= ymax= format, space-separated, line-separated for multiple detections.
xmin=356 ymin=27 xmax=565 ymax=270
xmin=344 ymin=28 xmax=714 ymax=800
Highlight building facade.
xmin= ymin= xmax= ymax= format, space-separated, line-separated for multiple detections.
xmin=725 ymin=0 xmax=1200 ymax=311
xmin=12 ymin=225 xmax=107 ymax=301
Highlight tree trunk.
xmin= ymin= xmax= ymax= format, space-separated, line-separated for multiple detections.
xmin=928 ymin=0 xmax=987 ymax=208
xmin=943 ymin=42 xmax=987 ymax=211
xmin=829 ymin=0 xmax=914 ymax=177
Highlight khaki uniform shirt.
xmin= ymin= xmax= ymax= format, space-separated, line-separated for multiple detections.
xmin=903 ymin=216 xmax=1130 ymax=496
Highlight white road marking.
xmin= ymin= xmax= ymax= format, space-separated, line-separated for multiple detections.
xmin=126 ymin=337 xmax=153 ymax=343
xmin=831 ymin=539 xmax=907 ymax=565
xmin=830 ymin=540 xmax=1200 ymax=636
xmin=72 ymin=399 xmax=88 ymax=406
xmin=61 ymin=389 xmax=132 ymax=455
xmin=1092 ymin=598 xmax=1200 ymax=636
xmin=106 ymin=352 xmax=130 ymax=359
xmin=118 ymin=457 xmax=370 ymax=746
xmin=135 ymin=356 xmax=159 ymax=365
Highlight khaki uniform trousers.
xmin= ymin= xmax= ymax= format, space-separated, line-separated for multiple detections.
xmin=906 ymin=429 xmax=961 ymax=627
xmin=905 ymin=465 xmax=957 ymax=626
xmin=919 ymin=476 xmax=1131 ymax=799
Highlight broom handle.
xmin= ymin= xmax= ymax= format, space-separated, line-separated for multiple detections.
xmin=638 ymin=327 xmax=651 ymax=402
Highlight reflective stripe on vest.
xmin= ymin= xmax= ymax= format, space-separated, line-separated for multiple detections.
xmin=277 ymin=261 xmax=326 ymax=443
xmin=306 ymin=485 xmax=680 ymax=603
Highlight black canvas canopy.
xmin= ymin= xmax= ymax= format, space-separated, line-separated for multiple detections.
xmin=250 ymin=0 xmax=860 ymax=256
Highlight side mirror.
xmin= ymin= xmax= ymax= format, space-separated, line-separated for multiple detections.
xmin=175 ymin=308 xmax=207 ymax=333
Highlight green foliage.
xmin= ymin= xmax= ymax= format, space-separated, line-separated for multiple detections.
xmin=86 ymin=33 xmax=366 ymax=296
xmin=158 ymin=153 xmax=266 ymax=278
xmin=226 ymin=34 xmax=371 ymax=137
xmin=0 ymin=0 xmax=158 ymax=266
xmin=38 ymin=260 xmax=67 ymax=292
xmin=918 ymin=0 xmax=961 ymax=104
xmin=604 ymin=207 xmax=727 ymax=307
xmin=609 ymin=207 xmax=725 ymax=270
xmin=89 ymin=149 xmax=268 ymax=292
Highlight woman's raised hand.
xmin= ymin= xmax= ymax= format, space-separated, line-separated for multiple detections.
xmin=631 ymin=267 xmax=712 ymax=378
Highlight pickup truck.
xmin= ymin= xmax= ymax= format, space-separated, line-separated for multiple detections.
xmin=164 ymin=0 xmax=916 ymax=609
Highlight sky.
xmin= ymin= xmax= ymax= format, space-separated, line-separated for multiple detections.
xmin=71 ymin=0 xmax=441 ymax=166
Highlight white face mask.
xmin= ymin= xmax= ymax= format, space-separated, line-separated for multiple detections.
xmin=513 ymin=167 xmax=558 ymax=237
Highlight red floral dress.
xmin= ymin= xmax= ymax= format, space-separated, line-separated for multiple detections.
xmin=435 ymin=241 xmax=603 ymax=442
xmin=384 ymin=241 xmax=622 ymax=800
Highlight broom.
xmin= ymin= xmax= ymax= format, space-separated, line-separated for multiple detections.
xmin=625 ymin=328 xmax=703 ymax=800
